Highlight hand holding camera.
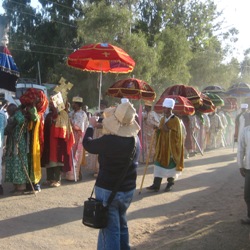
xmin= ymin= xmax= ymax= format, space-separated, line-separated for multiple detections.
xmin=89 ymin=116 xmax=99 ymax=128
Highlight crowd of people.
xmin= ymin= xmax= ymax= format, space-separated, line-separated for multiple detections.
xmin=2 ymin=86 xmax=250 ymax=248
xmin=141 ymin=98 xmax=250 ymax=229
xmin=0 ymin=87 xmax=116 ymax=196
xmin=0 ymin=90 xmax=248 ymax=196
xmin=140 ymin=100 xmax=242 ymax=162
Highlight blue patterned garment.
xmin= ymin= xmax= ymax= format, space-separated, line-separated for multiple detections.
xmin=0 ymin=46 xmax=20 ymax=92
xmin=0 ymin=111 xmax=7 ymax=147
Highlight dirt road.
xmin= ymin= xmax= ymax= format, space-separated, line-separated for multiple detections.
xmin=0 ymin=147 xmax=250 ymax=250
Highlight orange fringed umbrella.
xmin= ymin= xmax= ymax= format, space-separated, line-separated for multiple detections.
xmin=67 ymin=43 xmax=135 ymax=110
xmin=106 ymin=78 xmax=156 ymax=101
xmin=67 ymin=43 xmax=135 ymax=73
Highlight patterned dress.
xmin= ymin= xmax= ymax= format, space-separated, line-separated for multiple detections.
xmin=140 ymin=110 xmax=161 ymax=163
xmin=66 ymin=109 xmax=88 ymax=180
xmin=5 ymin=110 xmax=28 ymax=185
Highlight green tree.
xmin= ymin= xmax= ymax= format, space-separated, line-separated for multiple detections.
xmin=133 ymin=0 xmax=167 ymax=46
xmin=155 ymin=25 xmax=192 ymax=91
xmin=78 ymin=1 xmax=132 ymax=43
xmin=77 ymin=1 xmax=158 ymax=100
xmin=1 ymin=0 xmax=243 ymax=104
xmin=2 ymin=0 xmax=82 ymax=82
xmin=182 ymin=0 xmax=219 ymax=51
xmin=3 ymin=0 xmax=42 ymax=79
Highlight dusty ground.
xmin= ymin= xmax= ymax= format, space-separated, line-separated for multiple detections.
xmin=0 ymin=147 xmax=250 ymax=250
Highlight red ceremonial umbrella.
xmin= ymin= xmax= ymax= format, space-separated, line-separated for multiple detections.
xmin=196 ymin=93 xmax=216 ymax=113
xmin=20 ymin=88 xmax=49 ymax=153
xmin=19 ymin=88 xmax=48 ymax=115
xmin=67 ymin=43 xmax=135 ymax=110
xmin=154 ymin=95 xmax=195 ymax=116
xmin=222 ymin=97 xmax=238 ymax=112
xmin=106 ymin=78 xmax=156 ymax=101
xmin=161 ymin=84 xmax=202 ymax=108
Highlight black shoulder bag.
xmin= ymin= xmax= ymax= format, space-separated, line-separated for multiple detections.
xmin=82 ymin=137 xmax=136 ymax=229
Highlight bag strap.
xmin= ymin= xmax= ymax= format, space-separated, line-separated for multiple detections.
xmin=89 ymin=136 xmax=137 ymax=206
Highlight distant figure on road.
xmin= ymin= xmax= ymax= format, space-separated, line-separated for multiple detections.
xmin=237 ymin=124 xmax=250 ymax=224
xmin=207 ymin=110 xmax=224 ymax=150
xmin=234 ymin=103 xmax=248 ymax=143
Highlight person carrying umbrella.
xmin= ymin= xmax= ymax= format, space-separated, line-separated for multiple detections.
xmin=66 ymin=96 xmax=89 ymax=181
xmin=237 ymin=123 xmax=250 ymax=224
xmin=140 ymin=100 xmax=161 ymax=164
xmin=234 ymin=103 xmax=249 ymax=143
xmin=147 ymin=98 xmax=184 ymax=192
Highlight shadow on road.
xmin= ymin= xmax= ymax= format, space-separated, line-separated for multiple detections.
xmin=129 ymin=148 xmax=250 ymax=250
xmin=0 ymin=206 xmax=82 ymax=239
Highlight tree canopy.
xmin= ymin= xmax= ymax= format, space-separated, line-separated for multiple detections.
xmin=1 ymin=0 xmax=248 ymax=107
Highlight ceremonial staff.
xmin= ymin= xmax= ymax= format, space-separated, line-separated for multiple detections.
xmin=16 ymin=122 xmax=37 ymax=196
xmin=139 ymin=129 xmax=156 ymax=194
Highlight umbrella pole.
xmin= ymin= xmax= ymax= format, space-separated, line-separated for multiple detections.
xmin=98 ymin=71 xmax=102 ymax=111
xmin=192 ymin=133 xmax=203 ymax=156
xmin=71 ymin=149 xmax=77 ymax=182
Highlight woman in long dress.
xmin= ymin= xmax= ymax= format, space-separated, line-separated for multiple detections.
xmin=4 ymin=104 xmax=28 ymax=194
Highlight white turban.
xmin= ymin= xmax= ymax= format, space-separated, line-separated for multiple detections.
xmin=121 ymin=98 xmax=129 ymax=104
xmin=241 ymin=103 xmax=248 ymax=109
xmin=163 ymin=98 xmax=175 ymax=109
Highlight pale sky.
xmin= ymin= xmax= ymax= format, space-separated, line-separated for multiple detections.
xmin=215 ymin=0 xmax=250 ymax=60
xmin=0 ymin=0 xmax=249 ymax=60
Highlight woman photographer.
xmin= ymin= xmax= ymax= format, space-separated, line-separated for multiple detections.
xmin=83 ymin=101 xmax=140 ymax=250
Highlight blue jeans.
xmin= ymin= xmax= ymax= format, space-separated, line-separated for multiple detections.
xmin=95 ymin=186 xmax=135 ymax=250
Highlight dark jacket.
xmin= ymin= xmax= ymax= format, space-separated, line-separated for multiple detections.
xmin=83 ymin=127 xmax=140 ymax=192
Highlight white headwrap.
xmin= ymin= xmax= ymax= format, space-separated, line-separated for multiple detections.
xmin=241 ymin=103 xmax=248 ymax=109
xmin=121 ymin=98 xmax=129 ymax=104
xmin=163 ymin=98 xmax=175 ymax=109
